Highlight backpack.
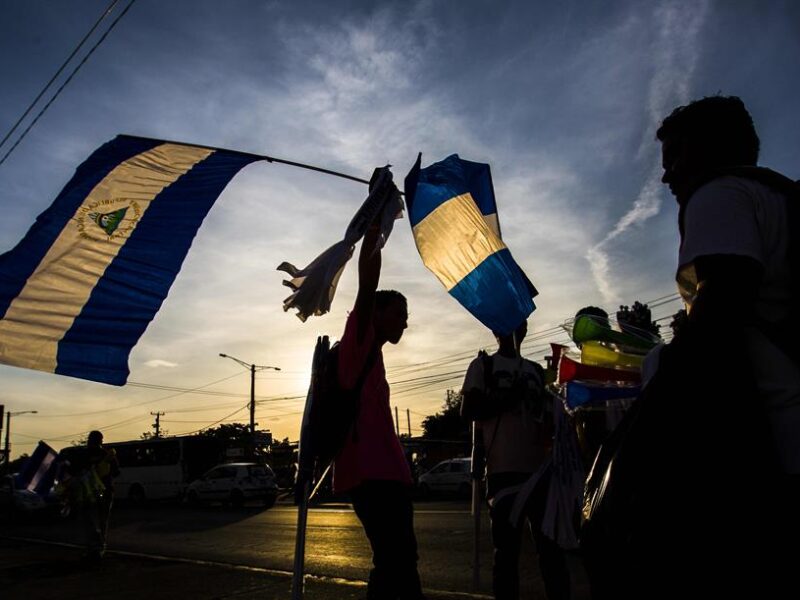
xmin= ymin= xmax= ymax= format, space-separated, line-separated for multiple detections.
xmin=304 ymin=335 xmax=378 ymax=468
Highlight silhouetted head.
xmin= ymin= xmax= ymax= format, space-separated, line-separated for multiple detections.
xmin=657 ymin=95 xmax=759 ymax=202
xmin=87 ymin=430 xmax=103 ymax=448
xmin=374 ymin=290 xmax=408 ymax=345
xmin=493 ymin=320 xmax=527 ymax=356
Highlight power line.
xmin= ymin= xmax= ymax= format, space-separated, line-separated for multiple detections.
xmin=0 ymin=0 xmax=120 ymax=154
xmin=0 ymin=0 xmax=138 ymax=167
xmin=35 ymin=372 xmax=246 ymax=418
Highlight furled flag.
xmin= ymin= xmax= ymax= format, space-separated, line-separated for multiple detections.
xmin=16 ymin=440 xmax=60 ymax=495
xmin=0 ymin=135 xmax=260 ymax=385
xmin=278 ymin=166 xmax=404 ymax=321
xmin=404 ymin=154 xmax=537 ymax=335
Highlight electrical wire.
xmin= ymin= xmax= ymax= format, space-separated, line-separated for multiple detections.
xmin=0 ymin=0 xmax=120 ymax=153
xmin=0 ymin=0 xmax=138 ymax=167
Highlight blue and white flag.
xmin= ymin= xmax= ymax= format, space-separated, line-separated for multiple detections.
xmin=16 ymin=441 xmax=60 ymax=495
xmin=0 ymin=135 xmax=260 ymax=385
xmin=404 ymin=154 xmax=537 ymax=335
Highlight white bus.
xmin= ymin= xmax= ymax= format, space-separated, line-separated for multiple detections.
xmin=104 ymin=436 xmax=224 ymax=502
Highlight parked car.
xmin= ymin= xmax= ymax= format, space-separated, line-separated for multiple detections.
xmin=185 ymin=463 xmax=279 ymax=508
xmin=0 ymin=474 xmax=63 ymax=517
xmin=418 ymin=458 xmax=472 ymax=498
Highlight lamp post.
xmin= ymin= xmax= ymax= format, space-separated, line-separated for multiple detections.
xmin=219 ymin=354 xmax=280 ymax=455
xmin=3 ymin=410 xmax=38 ymax=472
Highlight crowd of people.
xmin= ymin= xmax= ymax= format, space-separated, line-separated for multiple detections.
xmin=331 ymin=95 xmax=798 ymax=600
xmin=42 ymin=94 xmax=797 ymax=599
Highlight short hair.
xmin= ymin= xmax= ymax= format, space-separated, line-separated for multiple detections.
xmin=375 ymin=289 xmax=406 ymax=311
xmin=656 ymin=95 xmax=759 ymax=167
xmin=88 ymin=430 xmax=103 ymax=445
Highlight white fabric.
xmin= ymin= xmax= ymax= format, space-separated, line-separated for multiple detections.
xmin=462 ymin=353 xmax=548 ymax=475
xmin=677 ymin=176 xmax=800 ymax=473
xmin=278 ymin=167 xmax=404 ymax=321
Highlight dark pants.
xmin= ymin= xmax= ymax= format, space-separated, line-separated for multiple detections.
xmin=350 ymin=480 xmax=424 ymax=600
xmin=82 ymin=494 xmax=113 ymax=557
xmin=488 ymin=472 xmax=570 ymax=600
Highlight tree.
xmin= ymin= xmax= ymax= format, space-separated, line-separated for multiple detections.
xmin=421 ymin=390 xmax=470 ymax=441
xmin=616 ymin=301 xmax=661 ymax=337
xmin=198 ymin=422 xmax=271 ymax=460
xmin=139 ymin=430 xmax=169 ymax=440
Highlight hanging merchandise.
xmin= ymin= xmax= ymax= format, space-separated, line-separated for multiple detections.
xmin=580 ymin=341 xmax=644 ymax=370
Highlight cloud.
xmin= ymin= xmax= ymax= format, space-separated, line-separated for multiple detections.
xmin=143 ymin=359 xmax=179 ymax=368
xmin=587 ymin=0 xmax=711 ymax=305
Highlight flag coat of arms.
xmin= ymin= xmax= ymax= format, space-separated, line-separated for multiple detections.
xmin=0 ymin=135 xmax=260 ymax=385
xmin=404 ymin=154 xmax=537 ymax=335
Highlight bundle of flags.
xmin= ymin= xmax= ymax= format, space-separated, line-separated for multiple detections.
xmin=277 ymin=166 xmax=403 ymax=321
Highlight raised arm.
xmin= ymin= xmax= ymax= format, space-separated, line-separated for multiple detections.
xmin=355 ymin=223 xmax=381 ymax=343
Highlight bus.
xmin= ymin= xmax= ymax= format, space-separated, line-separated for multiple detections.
xmin=104 ymin=435 xmax=224 ymax=502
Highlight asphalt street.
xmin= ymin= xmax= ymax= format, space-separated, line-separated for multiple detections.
xmin=2 ymin=499 xmax=590 ymax=598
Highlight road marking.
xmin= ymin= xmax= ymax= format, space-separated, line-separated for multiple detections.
xmin=272 ymin=505 xmax=472 ymax=515
xmin=2 ymin=534 xmax=493 ymax=599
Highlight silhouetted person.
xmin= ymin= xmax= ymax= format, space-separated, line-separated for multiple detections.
xmin=69 ymin=430 xmax=119 ymax=560
xmin=332 ymin=217 xmax=425 ymax=599
xmin=585 ymin=96 xmax=797 ymax=599
xmin=657 ymin=94 xmax=797 ymax=595
xmin=570 ymin=306 xmax=611 ymax=469
xmin=461 ymin=320 xmax=569 ymax=600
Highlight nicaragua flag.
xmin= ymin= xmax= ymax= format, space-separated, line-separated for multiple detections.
xmin=16 ymin=441 xmax=60 ymax=495
xmin=0 ymin=135 xmax=260 ymax=385
xmin=404 ymin=154 xmax=537 ymax=335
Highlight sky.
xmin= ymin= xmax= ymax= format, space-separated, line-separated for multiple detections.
xmin=0 ymin=0 xmax=798 ymax=458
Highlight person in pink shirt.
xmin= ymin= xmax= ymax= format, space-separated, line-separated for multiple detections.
xmin=333 ymin=221 xmax=424 ymax=600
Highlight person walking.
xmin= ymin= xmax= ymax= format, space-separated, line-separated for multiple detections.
xmin=461 ymin=320 xmax=570 ymax=600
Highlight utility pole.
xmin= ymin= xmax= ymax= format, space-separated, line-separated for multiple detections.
xmin=394 ymin=406 xmax=400 ymax=436
xmin=250 ymin=363 xmax=256 ymax=436
xmin=3 ymin=410 xmax=37 ymax=472
xmin=2 ymin=411 xmax=9 ymax=472
xmin=219 ymin=353 xmax=280 ymax=458
xmin=151 ymin=411 xmax=165 ymax=438
xmin=407 ymin=408 xmax=412 ymax=437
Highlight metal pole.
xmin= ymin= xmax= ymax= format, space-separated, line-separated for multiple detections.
xmin=250 ymin=364 xmax=256 ymax=435
xmin=250 ymin=363 xmax=256 ymax=458
xmin=3 ymin=412 xmax=10 ymax=472
xmin=471 ymin=421 xmax=485 ymax=592
xmin=291 ymin=479 xmax=311 ymax=600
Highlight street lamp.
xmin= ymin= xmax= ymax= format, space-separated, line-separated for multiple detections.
xmin=3 ymin=410 xmax=38 ymax=472
xmin=219 ymin=354 xmax=280 ymax=453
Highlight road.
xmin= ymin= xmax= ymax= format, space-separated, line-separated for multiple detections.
xmin=2 ymin=499 xmax=590 ymax=598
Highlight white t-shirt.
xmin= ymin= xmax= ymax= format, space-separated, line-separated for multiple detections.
xmin=677 ymin=176 xmax=800 ymax=473
xmin=462 ymin=353 xmax=548 ymax=475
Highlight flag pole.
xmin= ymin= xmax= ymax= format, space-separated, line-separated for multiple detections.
xmin=121 ymin=134 xmax=372 ymax=186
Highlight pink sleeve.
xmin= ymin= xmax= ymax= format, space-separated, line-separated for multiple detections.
xmin=337 ymin=308 xmax=375 ymax=390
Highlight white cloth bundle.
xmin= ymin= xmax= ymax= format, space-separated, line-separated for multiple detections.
xmin=277 ymin=166 xmax=404 ymax=321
